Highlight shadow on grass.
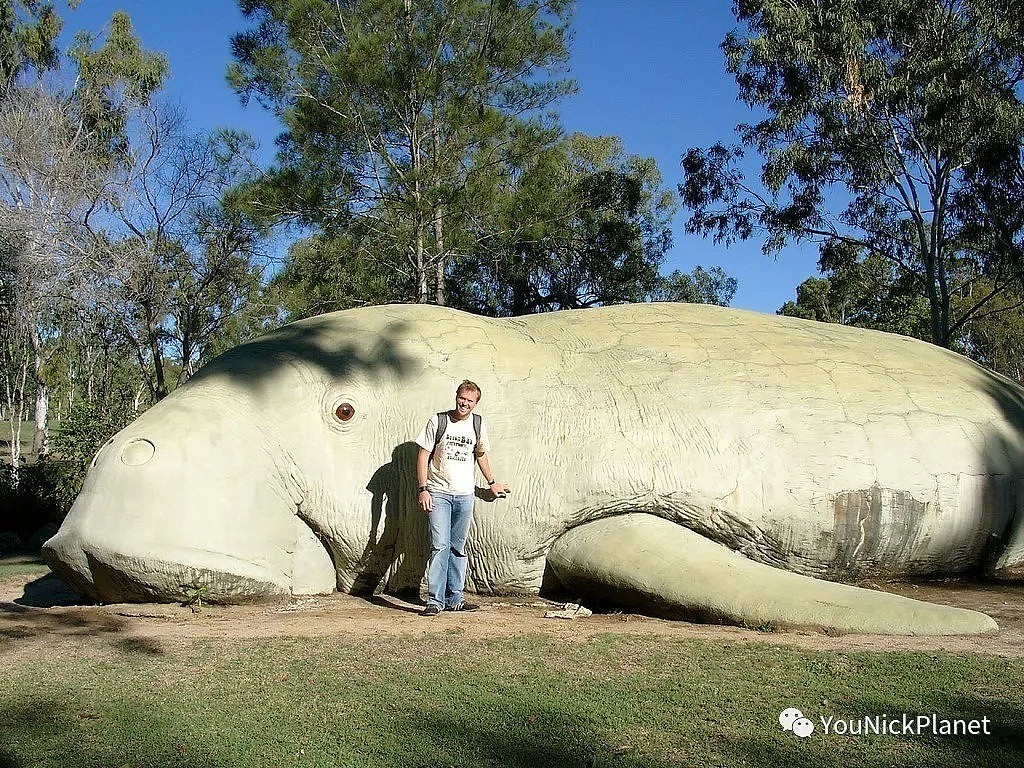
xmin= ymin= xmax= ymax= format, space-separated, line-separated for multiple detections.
xmin=0 ymin=601 xmax=166 ymax=657
xmin=0 ymin=694 xmax=681 ymax=768
xmin=0 ymin=695 xmax=217 ymax=768
xmin=13 ymin=572 xmax=82 ymax=608
xmin=394 ymin=710 xmax=681 ymax=768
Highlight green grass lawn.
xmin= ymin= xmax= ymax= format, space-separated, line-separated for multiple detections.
xmin=1 ymin=632 xmax=1021 ymax=768
xmin=0 ymin=556 xmax=49 ymax=578
xmin=0 ymin=420 xmax=36 ymax=442
xmin=0 ymin=421 xmax=38 ymax=464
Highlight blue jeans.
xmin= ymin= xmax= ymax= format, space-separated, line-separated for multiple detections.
xmin=426 ymin=492 xmax=474 ymax=609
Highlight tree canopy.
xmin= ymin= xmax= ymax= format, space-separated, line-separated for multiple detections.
xmin=228 ymin=0 xmax=575 ymax=304
xmin=448 ymin=133 xmax=679 ymax=316
xmin=0 ymin=0 xmax=65 ymax=88
xmin=681 ymin=0 xmax=1024 ymax=350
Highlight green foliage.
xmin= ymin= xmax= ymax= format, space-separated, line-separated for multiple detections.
xmin=681 ymin=0 xmax=1024 ymax=350
xmin=229 ymin=0 xmax=575 ymax=303
xmin=269 ymin=234 xmax=409 ymax=321
xmin=0 ymin=396 xmax=138 ymax=535
xmin=953 ymin=284 xmax=1024 ymax=383
xmin=449 ymin=133 xmax=682 ymax=315
xmin=779 ymin=248 xmax=930 ymax=336
xmin=68 ymin=10 xmax=168 ymax=158
xmin=649 ymin=266 xmax=738 ymax=306
xmin=181 ymin=580 xmax=208 ymax=611
xmin=50 ymin=396 xmax=134 ymax=474
xmin=0 ymin=458 xmax=79 ymax=539
xmin=0 ymin=0 xmax=62 ymax=88
xmin=93 ymin=111 xmax=271 ymax=399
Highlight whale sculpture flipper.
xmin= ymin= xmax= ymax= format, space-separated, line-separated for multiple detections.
xmin=546 ymin=514 xmax=998 ymax=636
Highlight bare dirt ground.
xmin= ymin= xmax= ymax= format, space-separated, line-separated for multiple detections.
xmin=3 ymin=564 xmax=1024 ymax=657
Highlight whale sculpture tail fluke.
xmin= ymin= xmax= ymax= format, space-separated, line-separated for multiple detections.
xmin=546 ymin=514 xmax=999 ymax=636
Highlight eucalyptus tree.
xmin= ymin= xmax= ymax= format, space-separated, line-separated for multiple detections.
xmin=0 ymin=0 xmax=65 ymax=90
xmin=228 ymin=0 xmax=574 ymax=304
xmin=0 ymin=9 xmax=165 ymax=460
xmin=0 ymin=87 xmax=105 ymax=459
xmin=101 ymin=106 xmax=265 ymax=400
xmin=448 ymin=132 xmax=680 ymax=315
xmin=649 ymin=266 xmax=738 ymax=307
xmin=778 ymin=249 xmax=930 ymax=336
xmin=680 ymin=0 xmax=1024 ymax=349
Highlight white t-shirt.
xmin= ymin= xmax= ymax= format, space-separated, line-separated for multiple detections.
xmin=415 ymin=412 xmax=490 ymax=495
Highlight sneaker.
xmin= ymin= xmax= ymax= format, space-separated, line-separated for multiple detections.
xmin=420 ymin=604 xmax=441 ymax=617
xmin=447 ymin=602 xmax=480 ymax=612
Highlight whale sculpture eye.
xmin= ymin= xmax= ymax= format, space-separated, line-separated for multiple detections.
xmin=324 ymin=388 xmax=361 ymax=432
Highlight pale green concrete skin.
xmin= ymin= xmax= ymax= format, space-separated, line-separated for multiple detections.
xmin=548 ymin=515 xmax=997 ymax=635
xmin=42 ymin=303 xmax=1024 ymax=634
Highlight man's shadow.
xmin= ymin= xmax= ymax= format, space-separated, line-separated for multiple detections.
xmin=350 ymin=442 xmax=429 ymax=608
xmin=350 ymin=441 xmax=506 ymax=613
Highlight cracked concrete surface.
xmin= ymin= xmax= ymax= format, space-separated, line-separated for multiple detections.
xmin=41 ymin=303 xmax=1024 ymax=633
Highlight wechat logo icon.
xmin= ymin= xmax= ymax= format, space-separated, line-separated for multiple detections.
xmin=780 ymin=707 xmax=815 ymax=738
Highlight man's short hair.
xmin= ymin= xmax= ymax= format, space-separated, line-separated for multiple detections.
xmin=457 ymin=379 xmax=482 ymax=401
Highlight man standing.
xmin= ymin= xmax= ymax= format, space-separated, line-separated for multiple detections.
xmin=415 ymin=380 xmax=510 ymax=616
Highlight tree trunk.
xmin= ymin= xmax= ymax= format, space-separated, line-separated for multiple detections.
xmin=405 ymin=0 xmax=431 ymax=305
xmin=85 ymin=343 xmax=96 ymax=404
xmin=6 ymin=356 xmax=28 ymax=475
xmin=180 ymin=324 xmax=194 ymax=385
xmin=410 ymin=127 xmax=427 ymax=302
xmin=144 ymin=305 xmax=168 ymax=401
xmin=28 ymin=327 xmax=48 ymax=457
xmin=433 ymin=204 xmax=446 ymax=306
xmin=100 ymin=343 xmax=110 ymax=405
xmin=415 ymin=226 xmax=428 ymax=302
xmin=32 ymin=381 xmax=48 ymax=457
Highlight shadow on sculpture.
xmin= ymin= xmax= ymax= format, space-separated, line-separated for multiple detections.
xmin=188 ymin=318 xmax=420 ymax=395
xmin=349 ymin=441 xmax=511 ymax=608
xmin=978 ymin=368 xmax=1024 ymax=579
xmin=351 ymin=441 xmax=429 ymax=601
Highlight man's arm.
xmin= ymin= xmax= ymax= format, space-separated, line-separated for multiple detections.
xmin=416 ymin=447 xmax=433 ymax=512
xmin=476 ymin=451 xmax=510 ymax=498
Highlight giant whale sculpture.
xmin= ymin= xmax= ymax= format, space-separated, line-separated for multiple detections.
xmin=43 ymin=303 xmax=1024 ymax=635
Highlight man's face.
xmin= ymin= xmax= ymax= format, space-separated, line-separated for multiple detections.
xmin=454 ymin=388 xmax=479 ymax=419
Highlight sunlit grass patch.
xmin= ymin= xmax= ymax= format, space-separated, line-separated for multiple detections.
xmin=0 ymin=555 xmax=49 ymax=579
xmin=2 ymin=632 xmax=1022 ymax=767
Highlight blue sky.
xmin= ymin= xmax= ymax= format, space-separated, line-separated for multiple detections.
xmin=60 ymin=0 xmax=822 ymax=314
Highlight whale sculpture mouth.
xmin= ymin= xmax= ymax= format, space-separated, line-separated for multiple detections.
xmin=42 ymin=471 xmax=339 ymax=605
xmin=42 ymin=537 xmax=293 ymax=603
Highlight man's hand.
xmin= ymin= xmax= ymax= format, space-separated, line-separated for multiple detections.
xmin=490 ymin=482 xmax=510 ymax=499
xmin=418 ymin=490 xmax=433 ymax=513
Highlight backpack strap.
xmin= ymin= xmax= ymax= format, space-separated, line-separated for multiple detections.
xmin=472 ymin=413 xmax=482 ymax=452
xmin=430 ymin=411 xmax=448 ymax=460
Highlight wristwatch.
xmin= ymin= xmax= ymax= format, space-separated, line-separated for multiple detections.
xmin=487 ymin=479 xmax=497 ymax=486
xmin=418 ymin=485 xmax=428 ymax=493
